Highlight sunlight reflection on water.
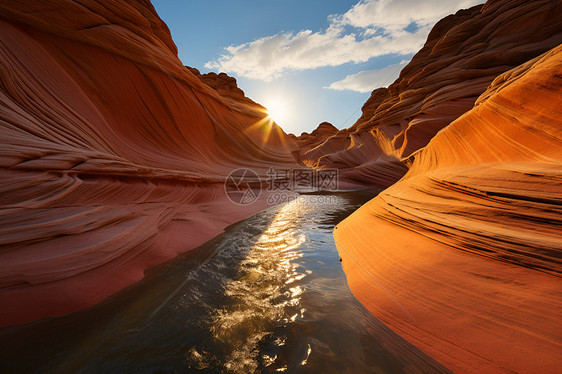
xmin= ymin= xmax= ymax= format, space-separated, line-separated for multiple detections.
xmin=198 ymin=200 xmax=310 ymax=372
xmin=0 ymin=192 xmax=451 ymax=374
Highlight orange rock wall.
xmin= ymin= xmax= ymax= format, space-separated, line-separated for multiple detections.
xmin=335 ymin=42 xmax=562 ymax=373
xmin=0 ymin=1 xmax=297 ymax=327
xmin=306 ymin=0 xmax=562 ymax=188
xmin=289 ymin=122 xmax=339 ymax=165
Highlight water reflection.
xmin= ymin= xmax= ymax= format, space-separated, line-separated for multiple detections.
xmin=189 ymin=201 xmax=309 ymax=372
xmin=0 ymin=192 xmax=450 ymax=374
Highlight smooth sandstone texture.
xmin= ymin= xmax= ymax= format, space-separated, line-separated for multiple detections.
xmin=186 ymin=66 xmax=271 ymax=116
xmin=0 ymin=1 xmax=297 ymax=327
xmin=335 ymin=44 xmax=562 ymax=373
xmin=288 ymin=122 xmax=339 ymax=165
xmin=303 ymin=0 xmax=562 ymax=188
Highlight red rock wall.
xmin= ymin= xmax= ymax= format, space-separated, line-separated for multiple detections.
xmin=335 ymin=43 xmax=562 ymax=373
xmin=289 ymin=122 xmax=339 ymax=165
xmin=0 ymin=0 xmax=297 ymax=327
xmin=186 ymin=66 xmax=271 ymax=116
xmin=307 ymin=0 xmax=562 ymax=188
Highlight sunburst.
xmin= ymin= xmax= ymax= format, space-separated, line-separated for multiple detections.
xmin=263 ymin=99 xmax=289 ymax=126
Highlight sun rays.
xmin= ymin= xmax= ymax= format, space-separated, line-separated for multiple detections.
xmin=263 ymin=99 xmax=290 ymax=126
xmin=245 ymin=98 xmax=294 ymax=145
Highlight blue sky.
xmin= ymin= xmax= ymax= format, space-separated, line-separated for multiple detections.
xmin=152 ymin=0 xmax=481 ymax=134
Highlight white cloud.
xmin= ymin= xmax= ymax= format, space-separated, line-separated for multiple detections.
xmin=327 ymin=60 xmax=409 ymax=92
xmin=338 ymin=0 xmax=482 ymax=31
xmin=206 ymin=0 xmax=482 ymax=81
xmin=206 ymin=26 xmax=429 ymax=81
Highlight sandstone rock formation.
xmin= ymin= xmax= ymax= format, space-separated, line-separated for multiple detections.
xmin=289 ymin=122 xmax=338 ymax=165
xmin=305 ymin=0 xmax=562 ymax=188
xmin=186 ymin=67 xmax=267 ymax=115
xmin=0 ymin=0 xmax=297 ymax=327
xmin=2 ymin=5 xmax=561 ymax=374
xmin=335 ymin=39 xmax=562 ymax=374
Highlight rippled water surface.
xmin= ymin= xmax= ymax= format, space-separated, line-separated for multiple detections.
xmin=0 ymin=193 xmax=449 ymax=373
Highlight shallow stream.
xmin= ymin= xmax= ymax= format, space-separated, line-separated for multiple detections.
xmin=0 ymin=193 xmax=449 ymax=373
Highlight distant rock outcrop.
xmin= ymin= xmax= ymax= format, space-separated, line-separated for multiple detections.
xmin=186 ymin=67 xmax=267 ymax=114
xmin=0 ymin=0 xmax=297 ymax=327
xmin=351 ymin=88 xmax=389 ymax=130
xmin=308 ymin=0 xmax=562 ymax=188
xmin=289 ymin=122 xmax=338 ymax=165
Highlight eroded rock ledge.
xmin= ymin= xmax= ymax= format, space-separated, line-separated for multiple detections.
xmin=303 ymin=0 xmax=562 ymax=188
xmin=0 ymin=0 xmax=297 ymax=327
xmin=335 ymin=41 xmax=562 ymax=374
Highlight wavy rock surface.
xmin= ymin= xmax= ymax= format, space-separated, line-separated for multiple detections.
xmin=335 ymin=44 xmax=562 ymax=373
xmin=186 ymin=67 xmax=268 ymax=114
xmin=308 ymin=0 xmax=562 ymax=188
xmin=289 ymin=122 xmax=338 ymax=165
xmin=0 ymin=0 xmax=297 ymax=327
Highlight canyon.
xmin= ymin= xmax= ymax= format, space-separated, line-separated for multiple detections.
xmin=331 ymin=1 xmax=562 ymax=372
xmin=0 ymin=0 xmax=298 ymax=327
xmin=301 ymin=0 xmax=562 ymax=188
xmin=335 ymin=43 xmax=562 ymax=372
xmin=0 ymin=0 xmax=561 ymax=373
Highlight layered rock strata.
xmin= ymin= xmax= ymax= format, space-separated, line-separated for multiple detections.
xmin=0 ymin=0 xmax=297 ymax=327
xmin=305 ymin=0 xmax=562 ymax=188
xmin=289 ymin=122 xmax=339 ymax=165
xmin=335 ymin=43 xmax=562 ymax=373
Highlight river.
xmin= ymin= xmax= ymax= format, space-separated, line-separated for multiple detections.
xmin=0 ymin=192 xmax=449 ymax=373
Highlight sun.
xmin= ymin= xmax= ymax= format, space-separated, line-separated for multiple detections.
xmin=263 ymin=99 xmax=290 ymax=126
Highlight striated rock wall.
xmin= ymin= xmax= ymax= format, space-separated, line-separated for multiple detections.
xmin=305 ymin=0 xmax=562 ymax=188
xmin=0 ymin=0 xmax=297 ymax=327
xmin=186 ymin=66 xmax=269 ymax=115
xmin=335 ymin=42 xmax=562 ymax=373
xmin=288 ymin=122 xmax=339 ymax=165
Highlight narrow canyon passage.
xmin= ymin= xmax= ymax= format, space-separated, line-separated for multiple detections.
xmin=0 ymin=193 xmax=449 ymax=373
